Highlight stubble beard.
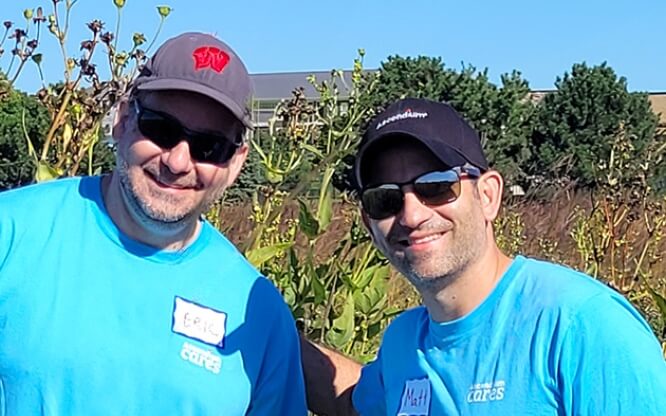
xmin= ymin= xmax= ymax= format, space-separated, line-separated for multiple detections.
xmin=116 ymin=155 xmax=223 ymax=235
xmin=384 ymin=208 xmax=487 ymax=294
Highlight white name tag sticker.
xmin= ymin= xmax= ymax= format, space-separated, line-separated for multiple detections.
xmin=397 ymin=378 xmax=431 ymax=416
xmin=172 ymin=296 xmax=227 ymax=347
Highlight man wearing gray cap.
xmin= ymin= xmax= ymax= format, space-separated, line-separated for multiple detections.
xmin=0 ymin=32 xmax=306 ymax=415
xmin=302 ymin=97 xmax=666 ymax=415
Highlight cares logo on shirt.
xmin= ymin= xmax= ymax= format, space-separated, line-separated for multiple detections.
xmin=397 ymin=378 xmax=431 ymax=416
xmin=180 ymin=341 xmax=222 ymax=374
xmin=172 ymin=297 xmax=227 ymax=375
xmin=466 ymin=380 xmax=505 ymax=403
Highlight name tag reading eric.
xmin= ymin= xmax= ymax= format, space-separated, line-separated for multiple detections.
xmin=172 ymin=296 xmax=227 ymax=347
xmin=398 ymin=378 xmax=431 ymax=416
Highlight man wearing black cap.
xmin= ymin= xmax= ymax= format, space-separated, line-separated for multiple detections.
xmin=0 ymin=32 xmax=306 ymax=415
xmin=303 ymin=97 xmax=666 ymax=415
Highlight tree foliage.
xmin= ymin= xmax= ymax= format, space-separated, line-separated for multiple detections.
xmin=531 ymin=62 xmax=660 ymax=188
xmin=363 ymin=55 xmax=535 ymax=185
xmin=0 ymin=84 xmax=49 ymax=189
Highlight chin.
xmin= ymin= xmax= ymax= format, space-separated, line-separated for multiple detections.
xmin=143 ymin=201 xmax=200 ymax=223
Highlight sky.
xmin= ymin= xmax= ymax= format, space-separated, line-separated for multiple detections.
xmin=2 ymin=0 xmax=665 ymax=94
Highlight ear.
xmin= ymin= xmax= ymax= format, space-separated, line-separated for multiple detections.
xmin=475 ymin=170 xmax=504 ymax=222
xmin=111 ymin=98 xmax=132 ymax=143
xmin=223 ymin=143 xmax=250 ymax=186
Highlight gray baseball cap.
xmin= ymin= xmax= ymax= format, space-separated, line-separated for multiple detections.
xmin=133 ymin=32 xmax=253 ymax=128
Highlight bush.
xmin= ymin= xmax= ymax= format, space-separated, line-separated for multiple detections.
xmin=0 ymin=85 xmax=50 ymax=189
xmin=531 ymin=62 xmax=660 ymax=189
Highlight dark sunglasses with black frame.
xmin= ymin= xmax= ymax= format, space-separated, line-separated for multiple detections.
xmin=360 ymin=164 xmax=482 ymax=220
xmin=132 ymin=99 xmax=244 ymax=165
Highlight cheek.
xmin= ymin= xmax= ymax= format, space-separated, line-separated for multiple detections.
xmin=195 ymin=165 xmax=229 ymax=189
xmin=369 ymin=218 xmax=394 ymax=241
xmin=120 ymin=137 xmax=162 ymax=166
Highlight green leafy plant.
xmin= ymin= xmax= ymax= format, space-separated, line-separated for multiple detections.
xmin=215 ymin=53 xmax=400 ymax=359
xmin=568 ymin=126 xmax=666 ymax=340
xmin=0 ymin=1 xmax=171 ymax=182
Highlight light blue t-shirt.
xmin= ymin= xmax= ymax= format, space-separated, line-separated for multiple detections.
xmin=353 ymin=256 xmax=666 ymax=415
xmin=0 ymin=177 xmax=307 ymax=415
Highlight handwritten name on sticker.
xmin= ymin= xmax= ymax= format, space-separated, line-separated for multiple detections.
xmin=172 ymin=296 xmax=227 ymax=347
xmin=398 ymin=377 xmax=431 ymax=416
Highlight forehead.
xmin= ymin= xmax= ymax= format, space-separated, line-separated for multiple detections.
xmin=137 ymin=90 xmax=242 ymax=136
xmin=361 ymin=135 xmax=447 ymax=185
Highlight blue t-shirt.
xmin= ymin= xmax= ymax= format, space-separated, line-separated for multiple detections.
xmin=353 ymin=256 xmax=666 ymax=415
xmin=0 ymin=177 xmax=307 ymax=415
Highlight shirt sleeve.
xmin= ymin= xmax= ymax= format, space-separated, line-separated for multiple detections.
xmin=557 ymin=292 xmax=666 ymax=415
xmin=352 ymin=347 xmax=387 ymax=416
xmin=245 ymin=278 xmax=307 ymax=416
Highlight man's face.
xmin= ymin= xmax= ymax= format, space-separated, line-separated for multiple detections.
xmin=361 ymin=139 xmax=488 ymax=292
xmin=114 ymin=90 xmax=248 ymax=229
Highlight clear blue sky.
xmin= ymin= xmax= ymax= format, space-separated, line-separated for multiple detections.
xmin=3 ymin=0 xmax=665 ymax=94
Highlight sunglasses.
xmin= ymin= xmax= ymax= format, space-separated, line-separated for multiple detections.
xmin=133 ymin=100 xmax=242 ymax=165
xmin=360 ymin=165 xmax=482 ymax=220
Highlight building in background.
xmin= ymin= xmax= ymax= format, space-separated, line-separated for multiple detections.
xmin=103 ymin=70 xmax=666 ymax=138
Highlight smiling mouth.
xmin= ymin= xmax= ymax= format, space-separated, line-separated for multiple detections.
xmin=146 ymin=171 xmax=196 ymax=191
xmin=395 ymin=232 xmax=446 ymax=247
xmin=409 ymin=233 xmax=445 ymax=245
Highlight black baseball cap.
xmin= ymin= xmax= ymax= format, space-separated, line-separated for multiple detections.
xmin=133 ymin=32 xmax=253 ymax=128
xmin=354 ymin=98 xmax=489 ymax=189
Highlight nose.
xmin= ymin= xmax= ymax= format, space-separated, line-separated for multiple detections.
xmin=162 ymin=140 xmax=194 ymax=174
xmin=398 ymin=189 xmax=432 ymax=228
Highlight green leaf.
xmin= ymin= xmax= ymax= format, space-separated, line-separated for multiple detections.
xmin=301 ymin=143 xmax=325 ymax=159
xmin=383 ymin=306 xmax=403 ymax=318
xmin=317 ymin=167 xmax=335 ymax=232
xmin=353 ymin=291 xmax=372 ymax=315
xmin=645 ymin=281 xmax=666 ymax=323
xmin=283 ymin=285 xmax=296 ymax=308
xmin=354 ymin=265 xmax=377 ymax=289
xmin=298 ymin=199 xmax=319 ymax=239
xmin=265 ymin=169 xmax=284 ymax=184
xmin=288 ymin=247 xmax=299 ymax=274
xmin=354 ymin=263 xmax=390 ymax=289
xmin=325 ymin=292 xmax=355 ymax=349
xmin=21 ymin=109 xmax=39 ymax=164
xmin=245 ymin=242 xmax=293 ymax=266
xmin=35 ymin=162 xmax=59 ymax=182
xmin=311 ymin=273 xmax=327 ymax=305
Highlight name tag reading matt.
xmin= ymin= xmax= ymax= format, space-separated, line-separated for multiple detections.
xmin=398 ymin=378 xmax=431 ymax=416
xmin=172 ymin=296 xmax=227 ymax=347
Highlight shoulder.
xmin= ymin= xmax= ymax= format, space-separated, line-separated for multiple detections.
xmin=199 ymin=227 xmax=293 ymax=317
xmin=516 ymin=256 xmax=625 ymax=311
xmin=0 ymin=176 xmax=94 ymax=237
xmin=514 ymin=257 xmax=655 ymax=343
xmin=382 ymin=306 xmax=428 ymax=343
xmin=0 ymin=176 xmax=91 ymax=214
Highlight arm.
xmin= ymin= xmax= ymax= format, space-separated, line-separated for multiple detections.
xmin=245 ymin=280 xmax=308 ymax=416
xmin=557 ymin=293 xmax=666 ymax=415
xmin=300 ymin=336 xmax=361 ymax=416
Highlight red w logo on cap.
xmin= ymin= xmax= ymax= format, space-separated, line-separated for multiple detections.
xmin=192 ymin=46 xmax=230 ymax=73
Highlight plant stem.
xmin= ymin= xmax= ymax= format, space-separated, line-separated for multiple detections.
xmin=144 ymin=17 xmax=164 ymax=54
xmin=113 ymin=6 xmax=121 ymax=52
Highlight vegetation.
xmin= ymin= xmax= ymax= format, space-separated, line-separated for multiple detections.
xmin=1 ymin=2 xmax=664 ymax=360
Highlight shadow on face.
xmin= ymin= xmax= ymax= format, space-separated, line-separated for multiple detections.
xmin=135 ymin=89 xmax=245 ymax=143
